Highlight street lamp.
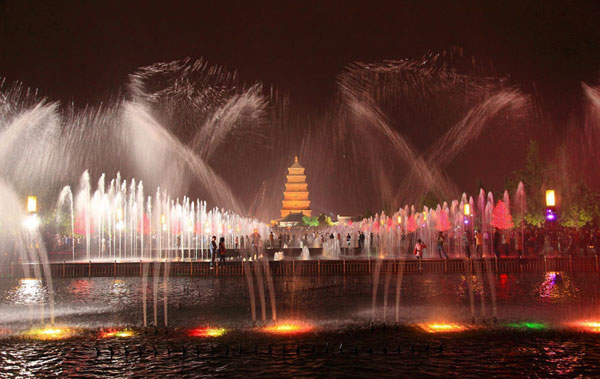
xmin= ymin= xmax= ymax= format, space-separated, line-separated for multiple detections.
xmin=464 ymin=204 xmax=470 ymax=216
xmin=24 ymin=195 xmax=40 ymax=230
xmin=545 ymin=190 xmax=556 ymax=207
xmin=545 ymin=190 xmax=557 ymax=222
xmin=27 ymin=196 xmax=37 ymax=213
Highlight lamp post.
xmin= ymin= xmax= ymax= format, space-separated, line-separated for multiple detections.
xmin=545 ymin=190 xmax=557 ymax=222
xmin=24 ymin=195 xmax=40 ymax=230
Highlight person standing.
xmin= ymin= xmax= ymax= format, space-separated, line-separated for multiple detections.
xmin=414 ymin=239 xmax=426 ymax=259
xmin=218 ymin=237 xmax=226 ymax=263
xmin=475 ymin=230 xmax=483 ymax=258
xmin=437 ymin=232 xmax=448 ymax=259
xmin=269 ymin=232 xmax=275 ymax=248
xmin=463 ymin=230 xmax=471 ymax=259
xmin=210 ymin=236 xmax=217 ymax=267
xmin=251 ymin=229 xmax=261 ymax=258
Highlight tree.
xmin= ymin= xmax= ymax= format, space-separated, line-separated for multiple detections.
xmin=491 ymin=200 xmax=514 ymax=230
xmin=506 ymin=140 xmax=547 ymax=226
xmin=302 ymin=215 xmax=319 ymax=227
xmin=317 ymin=213 xmax=333 ymax=226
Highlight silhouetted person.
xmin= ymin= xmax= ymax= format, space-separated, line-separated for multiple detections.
xmin=210 ymin=236 xmax=217 ymax=266
xmin=218 ymin=237 xmax=226 ymax=262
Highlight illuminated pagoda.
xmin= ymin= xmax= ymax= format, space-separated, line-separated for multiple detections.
xmin=281 ymin=156 xmax=312 ymax=219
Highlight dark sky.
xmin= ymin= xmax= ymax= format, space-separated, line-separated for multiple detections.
xmin=1 ymin=0 xmax=598 ymax=116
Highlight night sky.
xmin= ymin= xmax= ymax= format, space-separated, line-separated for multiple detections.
xmin=1 ymin=0 xmax=599 ymax=217
xmin=1 ymin=1 xmax=598 ymax=114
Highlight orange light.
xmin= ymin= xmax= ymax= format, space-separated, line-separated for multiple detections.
xmin=546 ymin=190 xmax=556 ymax=207
xmin=26 ymin=196 xmax=37 ymax=213
xmin=263 ymin=322 xmax=313 ymax=335
xmin=419 ymin=323 xmax=466 ymax=333
xmin=161 ymin=214 xmax=166 ymax=224
xmin=24 ymin=326 xmax=74 ymax=340
xmin=570 ymin=321 xmax=600 ymax=333
xmin=188 ymin=327 xmax=226 ymax=337
xmin=397 ymin=216 xmax=402 ymax=224
xmin=464 ymin=204 xmax=471 ymax=216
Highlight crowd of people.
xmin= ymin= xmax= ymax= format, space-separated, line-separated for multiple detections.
xmin=37 ymin=224 xmax=600 ymax=261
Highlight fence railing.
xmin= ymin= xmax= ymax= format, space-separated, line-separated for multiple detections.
xmin=0 ymin=256 xmax=598 ymax=279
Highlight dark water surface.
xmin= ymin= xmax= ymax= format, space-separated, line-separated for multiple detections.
xmin=1 ymin=272 xmax=600 ymax=377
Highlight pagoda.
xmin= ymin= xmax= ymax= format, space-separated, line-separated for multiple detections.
xmin=281 ymin=156 xmax=312 ymax=218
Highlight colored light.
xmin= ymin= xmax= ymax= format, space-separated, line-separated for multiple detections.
xmin=188 ymin=327 xmax=226 ymax=337
xmin=545 ymin=209 xmax=556 ymax=221
xmin=506 ymin=321 xmax=546 ymax=330
xmin=26 ymin=196 xmax=37 ymax=213
xmin=161 ymin=214 xmax=166 ymax=224
xmin=397 ymin=216 xmax=402 ymax=224
xmin=464 ymin=218 xmax=469 ymax=225
xmin=546 ymin=190 xmax=555 ymax=207
xmin=419 ymin=323 xmax=466 ymax=333
xmin=100 ymin=329 xmax=136 ymax=338
xmin=263 ymin=322 xmax=313 ymax=335
xmin=24 ymin=326 xmax=74 ymax=340
xmin=570 ymin=321 xmax=600 ymax=333
xmin=464 ymin=204 xmax=470 ymax=216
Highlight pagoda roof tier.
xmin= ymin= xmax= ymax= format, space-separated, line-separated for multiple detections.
xmin=286 ymin=175 xmax=307 ymax=183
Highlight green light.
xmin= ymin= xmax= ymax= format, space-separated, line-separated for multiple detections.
xmin=506 ymin=322 xmax=546 ymax=330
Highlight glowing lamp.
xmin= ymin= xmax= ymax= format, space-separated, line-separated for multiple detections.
xmin=24 ymin=326 xmax=74 ymax=340
xmin=545 ymin=209 xmax=556 ymax=221
xmin=464 ymin=204 xmax=470 ymax=216
xmin=263 ymin=322 xmax=313 ymax=335
xmin=161 ymin=214 xmax=166 ymax=224
xmin=100 ymin=329 xmax=136 ymax=338
xmin=423 ymin=212 xmax=427 ymax=221
xmin=571 ymin=321 xmax=600 ymax=333
xmin=188 ymin=327 xmax=226 ymax=337
xmin=506 ymin=321 xmax=546 ymax=330
xmin=419 ymin=323 xmax=466 ymax=333
xmin=116 ymin=208 xmax=123 ymax=220
xmin=545 ymin=190 xmax=555 ymax=207
xmin=464 ymin=218 xmax=469 ymax=225
xmin=26 ymin=196 xmax=37 ymax=213
xmin=397 ymin=216 xmax=402 ymax=224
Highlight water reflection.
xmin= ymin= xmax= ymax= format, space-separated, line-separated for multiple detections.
xmin=537 ymin=272 xmax=580 ymax=303
xmin=5 ymin=278 xmax=47 ymax=305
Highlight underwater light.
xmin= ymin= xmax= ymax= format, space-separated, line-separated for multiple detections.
xmin=505 ymin=321 xmax=546 ymax=330
xmin=263 ymin=322 xmax=313 ymax=335
xmin=419 ymin=323 xmax=466 ymax=333
xmin=570 ymin=321 xmax=600 ymax=333
xmin=24 ymin=326 xmax=74 ymax=340
xmin=100 ymin=329 xmax=136 ymax=338
xmin=188 ymin=327 xmax=226 ymax=337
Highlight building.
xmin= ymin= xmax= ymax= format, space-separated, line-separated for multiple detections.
xmin=280 ymin=156 xmax=311 ymax=218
